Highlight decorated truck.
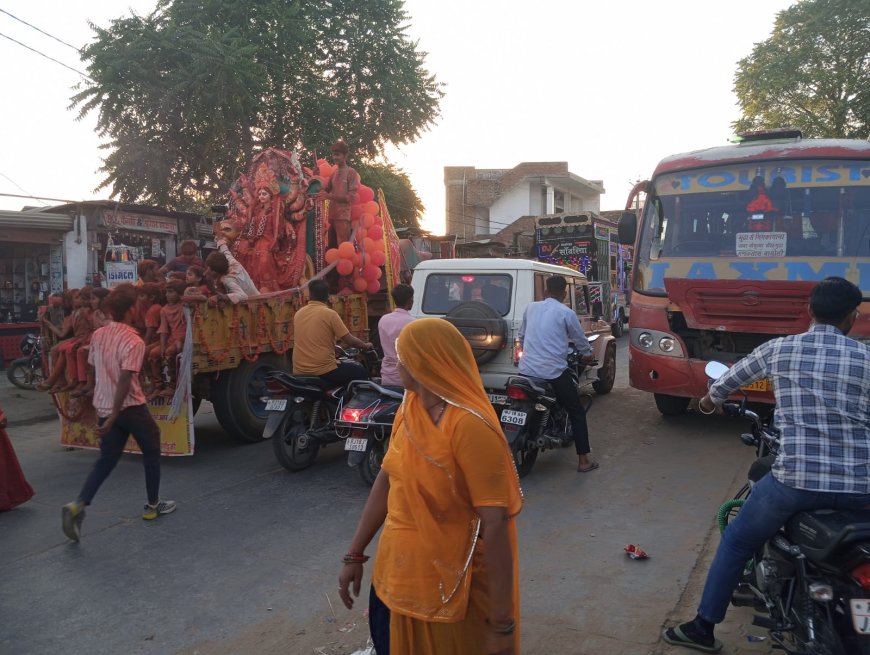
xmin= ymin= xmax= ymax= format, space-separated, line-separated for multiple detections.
xmin=51 ymin=147 xmax=414 ymax=455
xmin=534 ymin=212 xmax=633 ymax=336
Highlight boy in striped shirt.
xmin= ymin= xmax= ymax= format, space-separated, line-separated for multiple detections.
xmin=62 ymin=284 xmax=176 ymax=542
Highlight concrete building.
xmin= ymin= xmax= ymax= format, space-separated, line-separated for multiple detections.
xmin=444 ymin=162 xmax=604 ymax=243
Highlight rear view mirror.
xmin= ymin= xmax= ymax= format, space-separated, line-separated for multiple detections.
xmin=704 ymin=361 xmax=729 ymax=381
xmin=618 ymin=212 xmax=637 ymax=245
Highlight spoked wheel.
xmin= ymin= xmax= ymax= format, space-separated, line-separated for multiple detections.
xmin=512 ymin=441 xmax=539 ymax=478
xmin=358 ymin=433 xmax=389 ymax=486
xmin=272 ymin=406 xmax=321 ymax=472
xmin=6 ymin=361 xmax=43 ymax=390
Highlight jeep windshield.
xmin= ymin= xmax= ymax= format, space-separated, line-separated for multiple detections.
xmin=634 ymin=159 xmax=870 ymax=295
xmin=422 ymin=273 xmax=513 ymax=316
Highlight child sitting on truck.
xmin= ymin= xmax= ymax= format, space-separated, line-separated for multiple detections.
xmin=71 ymin=287 xmax=111 ymax=398
xmin=182 ymin=265 xmax=212 ymax=303
xmin=38 ymin=288 xmax=92 ymax=393
xmin=147 ymin=280 xmax=187 ymax=398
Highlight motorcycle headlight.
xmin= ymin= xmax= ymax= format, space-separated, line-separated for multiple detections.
xmin=638 ymin=332 xmax=654 ymax=349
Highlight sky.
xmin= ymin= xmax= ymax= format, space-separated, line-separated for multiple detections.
xmin=0 ymin=0 xmax=796 ymax=234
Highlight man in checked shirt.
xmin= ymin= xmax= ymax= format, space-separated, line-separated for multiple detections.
xmin=664 ymin=277 xmax=869 ymax=653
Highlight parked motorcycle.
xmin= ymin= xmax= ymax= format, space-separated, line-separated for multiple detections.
xmin=499 ymin=335 xmax=599 ymax=478
xmin=334 ymin=380 xmax=403 ymax=486
xmin=6 ymin=333 xmax=44 ymax=390
xmin=265 ymin=348 xmax=379 ymax=472
xmin=708 ymin=361 xmax=870 ymax=655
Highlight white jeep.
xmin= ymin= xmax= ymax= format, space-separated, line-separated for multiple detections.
xmin=409 ymin=258 xmax=617 ymax=402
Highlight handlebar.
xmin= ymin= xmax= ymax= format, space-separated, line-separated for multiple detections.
xmin=722 ymin=401 xmax=779 ymax=452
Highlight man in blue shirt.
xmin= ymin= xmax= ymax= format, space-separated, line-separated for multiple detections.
xmin=664 ymin=277 xmax=870 ymax=653
xmin=518 ymin=275 xmax=598 ymax=472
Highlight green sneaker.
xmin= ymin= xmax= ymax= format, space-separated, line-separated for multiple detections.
xmin=142 ymin=500 xmax=177 ymax=520
xmin=62 ymin=501 xmax=85 ymax=542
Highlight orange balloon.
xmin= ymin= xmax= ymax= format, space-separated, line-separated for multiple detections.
xmin=361 ymin=213 xmax=375 ymax=229
xmin=362 ymin=265 xmax=379 ymax=281
xmin=337 ymin=241 xmax=356 ymax=259
xmin=324 ymin=248 xmax=339 ymax=264
xmin=336 ymin=258 xmax=354 ymax=276
xmin=355 ymin=227 xmax=368 ymax=241
xmin=370 ymin=250 xmax=386 ymax=267
xmin=373 ymin=215 xmax=384 ymax=227
xmin=366 ymin=280 xmax=381 ymax=294
xmin=352 ymin=252 xmax=361 ymax=265
xmin=367 ymin=225 xmax=383 ymax=241
xmin=363 ymin=237 xmax=376 ymax=252
xmin=357 ymin=185 xmax=375 ymax=204
xmin=364 ymin=201 xmax=379 ymax=216
xmin=361 ymin=252 xmax=371 ymax=267
xmin=353 ymin=276 xmax=368 ymax=292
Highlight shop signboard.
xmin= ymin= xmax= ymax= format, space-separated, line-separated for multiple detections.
xmin=100 ymin=210 xmax=178 ymax=234
xmin=105 ymin=261 xmax=138 ymax=287
xmin=49 ymin=246 xmax=63 ymax=294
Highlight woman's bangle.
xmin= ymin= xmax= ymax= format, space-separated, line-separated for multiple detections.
xmin=342 ymin=551 xmax=369 ymax=564
xmin=486 ymin=618 xmax=516 ymax=636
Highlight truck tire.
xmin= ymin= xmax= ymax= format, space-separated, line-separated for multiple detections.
xmin=211 ymin=353 xmax=287 ymax=442
xmin=592 ymin=342 xmax=616 ymax=395
xmin=443 ymin=301 xmax=508 ymax=366
xmin=654 ymin=393 xmax=690 ymax=416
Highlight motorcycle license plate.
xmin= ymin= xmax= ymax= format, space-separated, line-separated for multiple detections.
xmin=740 ymin=379 xmax=771 ymax=393
xmin=489 ymin=394 xmax=508 ymax=405
xmin=265 ymin=399 xmax=287 ymax=411
xmin=344 ymin=437 xmax=368 ymax=452
xmin=500 ymin=409 xmax=527 ymax=426
xmin=850 ymin=599 xmax=870 ymax=634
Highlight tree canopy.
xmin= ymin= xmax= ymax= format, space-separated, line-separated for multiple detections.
xmin=72 ymin=0 xmax=442 ymax=213
xmin=732 ymin=0 xmax=870 ymax=139
xmin=356 ymin=161 xmax=422 ymax=228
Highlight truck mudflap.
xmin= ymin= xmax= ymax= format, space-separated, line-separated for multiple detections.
xmin=263 ymin=411 xmax=284 ymax=440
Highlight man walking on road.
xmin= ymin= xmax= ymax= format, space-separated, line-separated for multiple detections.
xmin=664 ymin=277 xmax=869 ymax=653
xmin=518 ymin=275 xmax=598 ymax=472
xmin=62 ymin=284 xmax=176 ymax=542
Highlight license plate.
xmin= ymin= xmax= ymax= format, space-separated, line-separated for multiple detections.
xmin=741 ymin=379 xmax=771 ymax=393
xmin=850 ymin=599 xmax=870 ymax=634
xmin=500 ymin=409 xmax=527 ymax=426
xmin=344 ymin=437 xmax=368 ymax=452
xmin=265 ymin=398 xmax=287 ymax=411
xmin=489 ymin=394 xmax=507 ymax=405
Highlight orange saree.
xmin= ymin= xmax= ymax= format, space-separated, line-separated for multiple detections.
xmin=372 ymin=318 xmax=523 ymax=654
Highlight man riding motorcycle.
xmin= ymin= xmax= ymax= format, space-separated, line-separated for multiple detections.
xmin=664 ymin=276 xmax=870 ymax=653
xmin=518 ymin=275 xmax=598 ymax=473
xmin=293 ymin=278 xmax=373 ymax=387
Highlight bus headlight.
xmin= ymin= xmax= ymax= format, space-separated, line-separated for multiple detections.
xmin=659 ymin=337 xmax=676 ymax=353
xmin=638 ymin=332 xmax=654 ymax=349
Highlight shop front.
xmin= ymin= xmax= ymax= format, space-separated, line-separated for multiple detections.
xmin=0 ymin=209 xmax=73 ymax=365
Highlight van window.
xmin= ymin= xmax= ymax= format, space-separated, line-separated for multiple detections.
xmin=422 ymin=274 xmax=513 ymax=316
xmin=575 ymin=285 xmax=590 ymax=316
xmin=534 ymin=273 xmax=547 ymax=301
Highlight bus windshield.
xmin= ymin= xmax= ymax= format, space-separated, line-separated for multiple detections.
xmin=634 ymin=159 xmax=870 ymax=294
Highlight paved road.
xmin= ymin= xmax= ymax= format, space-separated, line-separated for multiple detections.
xmin=1 ymin=337 xmax=771 ymax=654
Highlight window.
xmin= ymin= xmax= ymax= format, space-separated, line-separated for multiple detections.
xmin=574 ymin=285 xmax=590 ymax=316
xmin=422 ymin=273 xmax=513 ymax=316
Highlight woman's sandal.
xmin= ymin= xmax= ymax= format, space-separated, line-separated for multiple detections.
xmin=662 ymin=626 xmax=723 ymax=653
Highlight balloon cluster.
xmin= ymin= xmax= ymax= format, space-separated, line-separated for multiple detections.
xmin=315 ymin=159 xmax=386 ymax=294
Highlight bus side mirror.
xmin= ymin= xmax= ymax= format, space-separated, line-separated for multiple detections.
xmin=618 ymin=212 xmax=637 ymax=245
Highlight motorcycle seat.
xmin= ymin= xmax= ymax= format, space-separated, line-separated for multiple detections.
xmin=506 ymin=375 xmax=553 ymax=396
xmin=785 ymin=508 xmax=870 ymax=564
xmin=264 ymin=370 xmax=329 ymax=393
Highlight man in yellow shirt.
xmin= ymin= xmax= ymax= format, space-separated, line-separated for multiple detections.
xmin=293 ymin=279 xmax=373 ymax=387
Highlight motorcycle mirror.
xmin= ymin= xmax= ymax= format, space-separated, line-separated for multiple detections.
xmin=704 ymin=361 xmax=729 ymax=380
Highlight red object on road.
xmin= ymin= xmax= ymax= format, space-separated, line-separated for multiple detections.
xmin=624 ymin=544 xmax=648 ymax=560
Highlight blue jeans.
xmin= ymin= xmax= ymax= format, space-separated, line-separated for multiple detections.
xmin=698 ymin=472 xmax=870 ymax=623
xmin=78 ymin=405 xmax=162 ymax=506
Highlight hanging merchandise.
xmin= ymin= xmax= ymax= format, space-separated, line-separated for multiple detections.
xmin=104 ymin=234 xmax=138 ymax=286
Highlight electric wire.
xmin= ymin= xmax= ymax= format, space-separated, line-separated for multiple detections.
xmin=0 ymin=31 xmax=92 ymax=80
xmin=0 ymin=8 xmax=81 ymax=52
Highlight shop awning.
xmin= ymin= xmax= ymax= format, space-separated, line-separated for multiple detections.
xmin=0 ymin=210 xmax=74 ymax=231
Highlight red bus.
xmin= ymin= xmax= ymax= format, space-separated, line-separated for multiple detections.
xmin=618 ymin=130 xmax=870 ymax=415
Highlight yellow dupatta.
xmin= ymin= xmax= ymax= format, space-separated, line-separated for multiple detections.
xmin=374 ymin=318 xmax=523 ymax=621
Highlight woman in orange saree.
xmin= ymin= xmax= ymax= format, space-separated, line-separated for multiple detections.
xmin=338 ymin=318 xmax=523 ymax=654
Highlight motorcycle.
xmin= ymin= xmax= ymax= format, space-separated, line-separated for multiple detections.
xmin=334 ymin=380 xmax=403 ymax=486
xmin=6 ymin=333 xmax=44 ymax=390
xmin=707 ymin=361 xmax=870 ymax=655
xmin=265 ymin=348 xmax=379 ymax=472
xmin=499 ymin=334 xmax=599 ymax=478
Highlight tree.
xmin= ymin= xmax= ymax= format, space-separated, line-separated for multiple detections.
xmin=72 ymin=0 xmax=442 ymax=211
xmin=732 ymin=0 xmax=870 ymax=139
xmin=356 ymin=161 xmax=423 ymax=229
